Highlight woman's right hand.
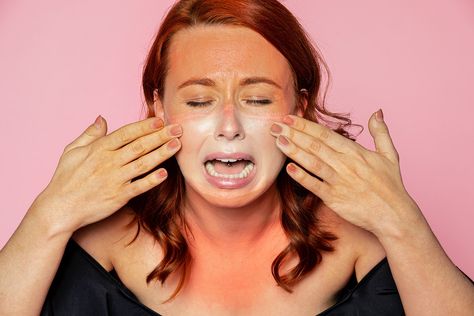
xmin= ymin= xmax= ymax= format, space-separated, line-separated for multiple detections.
xmin=30 ymin=115 xmax=182 ymax=236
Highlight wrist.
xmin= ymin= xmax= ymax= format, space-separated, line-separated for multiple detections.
xmin=373 ymin=201 xmax=431 ymax=246
xmin=27 ymin=194 xmax=77 ymax=241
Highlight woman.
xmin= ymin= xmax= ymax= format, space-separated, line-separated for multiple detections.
xmin=1 ymin=0 xmax=473 ymax=315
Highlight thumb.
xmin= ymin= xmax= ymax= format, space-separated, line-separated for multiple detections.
xmin=64 ymin=115 xmax=108 ymax=152
xmin=368 ymin=109 xmax=399 ymax=164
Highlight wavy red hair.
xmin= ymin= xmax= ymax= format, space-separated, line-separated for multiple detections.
xmin=126 ymin=0 xmax=363 ymax=302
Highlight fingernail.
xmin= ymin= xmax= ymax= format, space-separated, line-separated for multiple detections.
xmin=94 ymin=115 xmax=102 ymax=129
xmin=158 ymin=169 xmax=167 ymax=178
xmin=283 ymin=116 xmax=294 ymax=125
xmin=271 ymin=123 xmax=282 ymax=134
xmin=170 ymin=125 xmax=182 ymax=136
xmin=287 ymin=163 xmax=297 ymax=173
xmin=153 ymin=118 xmax=164 ymax=129
xmin=375 ymin=109 xmax=384 ymax=122
xmin=278 ymin=135 xmax=289 ymax=146
xmin=167 ymin=138 xmax=180 ymax=149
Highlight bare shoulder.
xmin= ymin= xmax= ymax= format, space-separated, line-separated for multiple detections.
xmin=318 ymin=204 xmax=387 ymax=282
xmin=71 ymin=206 xmax=139 ymax=271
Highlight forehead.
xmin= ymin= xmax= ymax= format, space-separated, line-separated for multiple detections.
xmin=165 ymin=25 xmax=293 ymax=87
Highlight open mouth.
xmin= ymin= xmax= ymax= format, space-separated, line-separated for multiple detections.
xmin=204 ymin=158 xmax=255 ymax=179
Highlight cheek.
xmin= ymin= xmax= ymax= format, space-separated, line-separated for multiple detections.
xmin=165 ymin=111 xmax=212 ymax=151
xmin=246 ymin=120 xmax=287 ymax=164
xmin=173 ymin=118 xmax=206 ymax=162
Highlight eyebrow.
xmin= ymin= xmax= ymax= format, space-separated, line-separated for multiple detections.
xmin=177 ymin=76 xmax=282 ymax=90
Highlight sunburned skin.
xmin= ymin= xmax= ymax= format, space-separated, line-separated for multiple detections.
xmin=154 ymin=25 xmax=304 ymax=256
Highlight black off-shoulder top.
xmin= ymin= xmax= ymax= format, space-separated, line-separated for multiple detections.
xmin=40 ymin=238 xmax=472 ymax=315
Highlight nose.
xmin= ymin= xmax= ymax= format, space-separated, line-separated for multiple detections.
xmin=214 ymin=102 xmax=245 ymax=141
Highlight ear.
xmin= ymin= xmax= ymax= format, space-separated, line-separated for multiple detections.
xmin=153 ymin=89 xmax=165 ymax=121
xmin=294 ymin=88 xmax=308 ymax=117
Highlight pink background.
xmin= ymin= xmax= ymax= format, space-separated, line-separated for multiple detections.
xmin=1 ymin=0 xmax=473 ymax=278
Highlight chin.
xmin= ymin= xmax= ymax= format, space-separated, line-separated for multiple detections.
xmin=199 ymin=190 xmax=263 ymax=208
xmin=184 ymin=180 xmax=275 ymax=209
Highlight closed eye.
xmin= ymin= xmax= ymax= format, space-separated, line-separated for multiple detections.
xmin=245 ymin=99 xmax=272 ymax=105
xmin=186 ymin=100 xmax=213 ymax=107
xmin=186 ymin=99 xmax=272 ymax=107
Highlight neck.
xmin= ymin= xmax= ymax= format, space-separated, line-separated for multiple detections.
xmin=182 ymin=183 xmax=284 ymax=253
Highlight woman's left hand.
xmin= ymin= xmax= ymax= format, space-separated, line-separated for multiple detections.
xmin=270 ymin=109 xmax=425 ymax=238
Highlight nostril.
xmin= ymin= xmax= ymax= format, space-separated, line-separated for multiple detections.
xmin=216 ymin=132 xmax=243 ymax=140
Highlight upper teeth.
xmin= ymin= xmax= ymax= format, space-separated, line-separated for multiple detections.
xmin=216 ymin=158 xmax=239 ymax=163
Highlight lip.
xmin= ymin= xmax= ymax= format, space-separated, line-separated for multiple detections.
xmin=202 ymin=161 xmax=257 ymax=189
xmin=203 ymin=152 xmax=256 ymax=164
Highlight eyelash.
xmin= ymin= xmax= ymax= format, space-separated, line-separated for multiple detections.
xmin=186 ymin=99 xmax=272 ymax=107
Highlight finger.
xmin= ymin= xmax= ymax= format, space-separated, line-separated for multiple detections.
xmin=281 ymin=115 xmax=359 ymax=154
xmin=125 ymin=167 xmax=169 ymax=198
xmin=275 ymin=135 xmax=337 ymax=184
xmin=368 ymin=109 xmax=399 ymax=164
xmin=117 ymin=124 xmax=182 ymax=165
xmin=64 ymin=115 xmax=108 ymax=152
xmin=100 ymin=117 xmax=164 ymax=150
xmin=120 ymin=138 xmax=181 ymax=182
xmin=285 ymin=162 xmax=331 ymax=200
xmin=270 ymin=121 xmax=342 ymax=171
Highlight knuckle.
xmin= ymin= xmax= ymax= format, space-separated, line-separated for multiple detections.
xmin=132 ymin=158 xmax=147 ymax=173
xmin=147 ymin=173 xmax=160 ymax=187
xmin=156 ymin=132 xmax=167 ymax=146
xmin=138 ymin=124 xmax=149 ymax=137
xmin=126 ymin=183 xmax=140 ymax=197
xmin=299 ymin=119 xmax=307 ymax=132
xmin=357 ymin=151 xmax=370 ymax=166
xmin=156 ymin=147 xmax=168 ymax=160
xmin=118 ymin=128 xmax=131 ymax=144
xmin=309 ymin=140 xmax=321 ymax=154
xmin=288 ymin=128 xmax=295 ymax=140
xmin=310 ymin=157 xmax=322 ymax=172
xmin=127 ymin=175 xmax=160 ymax=198
xmin=131 ymin=141 xmax=146 ymax=155
xmin=320 ymin=128 xmax=331 ymax=141
xmin=84 ymin=129 xmax=96 ymax=138
xmin=153 ymin=148 xmax=166 ymax=164
xmin=326 ymin=167 xmax=335 ymax=181
xmin=288 ymin=146 xmax=298 ymax=157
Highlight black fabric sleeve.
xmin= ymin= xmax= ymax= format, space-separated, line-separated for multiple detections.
xmin=318 ymin=257 xmax=404 ymax=315
xmin=40 ymin=239 xmax=159 ymax=316
xmin=318 ymin=258 xmax=474 ymax=316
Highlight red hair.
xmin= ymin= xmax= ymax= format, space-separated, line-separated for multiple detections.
xmin=126 ymin=0 xmax=362 ymax=301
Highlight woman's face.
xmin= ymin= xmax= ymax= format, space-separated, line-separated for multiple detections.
xmin=154 ymin=25 xmax=302 ymax=208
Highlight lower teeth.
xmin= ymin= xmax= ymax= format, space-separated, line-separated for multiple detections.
xmin=205 ymin=161 xmax=254 ymax=179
